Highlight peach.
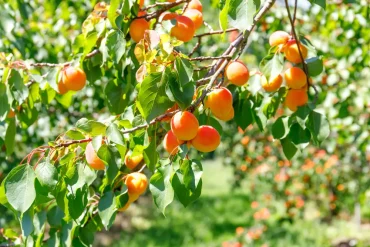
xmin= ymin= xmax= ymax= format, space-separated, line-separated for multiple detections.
xmin=188 ymin=0 xmax=202 ymax=12
xmin=170 ymin=15 xmax=195 ymax=42
xmin=284 ymin=89 xmax=308 ymax=111
xmin=57 ymin=80 xmax=69 ymax=94
xmin=183 ymin=9 xmax=203 ymax=30
xmin=85 ymin=142 xmax=105 ymax=170
xmin=225 ymin=61 xmax=250 ymax=86
xmin=205 ymin=87 xmax=234 ymax=121
xmin=163 ymin=130 xmax=184 ymax=154
xmin=284 ymin=40 xmax=308 ymax=63
xmin=117 ymin=193 xmax=140 ymax=212
xmin=269 ymin=31 xmax=290 ymax=47
xmin=191 ymin=125 xmax=221 ymax=153
xmin=125 ymin=152 xmax=144 ymax=170
xmin=125 ymin=172 xmax=148 ymax=196
xmin=61 ymin=67 xmax=86 ymax=91
xmin=139 ymin=0 xmax=144 ymax=8
xmin=171 ymin=111 xmax=199 ymax=141
xmin=228 ymin=30 xmax=239 ymax=43
xmin=284 ymin=67 xmax=307 ymax=89
xmin=129 ymin=14 xmax=150 ymax=43
xmin=261 ymin=74 xmax=283 ymax=92
xmin=7 ymin=109 xmax=15 ymax=118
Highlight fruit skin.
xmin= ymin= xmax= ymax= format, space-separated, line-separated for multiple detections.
xmin=228 ymin=30 xmax=239 ymax=43
xmin=125 ymin=153 xmax=144 ymax=170
xmin=129 ymin=17 xmax=150 ymax=43
xmin=58 ymin=80 xmax=69 ymax=94
xmin=85 ymin=142 xmax=105 ymax=170
xmin=225 ymin=61 xmax=250 ymax=86
xmin=125 ymin=172 xmax=148 ymax=196
xmin=261 ymin=74 xmax=283 ymax=92
xmin=183 ymin=9 xmax=203 ymax=30
xmin=62 ymin=67 xmax=87 ymax=91
xmin=117 ymin=193 xmax=140 ymax=212
xmin=284 ymin=89 xmax=308 ymax=111
xmin=139 ymin=0 xmax=144 ymax=8
xmin=170 ymin=15 xmax=195 ymax=42
xmin=269 ymin=31 xmax=290 ymax=47
xmin=163 ymin=130 xmax=184 ymax=154
xmin=284 ymin=40 xmax=308 ymax=63
xmin=205 ymin=87 xmax=234 ymax=121
xmin=7 ymin=109 xmax=15 ymax=118
xmin=171 ymin=111 xmax=199 ymax=141
xmin=188 ymin=0 xmax=203 ymax=12
xmin=191 ymin=125 xmax=221 ymax=153
xmin=284 ymin=67 xmax=307 ymax=89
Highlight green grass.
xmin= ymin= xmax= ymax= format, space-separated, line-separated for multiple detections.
xmin=97 ymin=159 xmax=370 ymax=247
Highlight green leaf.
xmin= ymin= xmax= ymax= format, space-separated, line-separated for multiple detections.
xmin=5 ymin=117 xmax=16 ymax=156
xmin=144 ymin=134 xmax=159 ymax=172
xmin=18 ymin=101 xmax=39 ymax=127
xmin=260 ymin=50 xmax=284 ymax=81
xmin=105 ymin=78 xmax=130 ymax=115
xmin=175 ymin=57 xmax=193 ymax=86
xmin=309 ymin=0 xmax=326 ymax=10
xmin=224 ymin=0 xmax=261 ymax=32
xmin=281 ymin=137 xmax=298 ymax=160
xmin=272 ymin=116 xmax=290 ymax=140
xmin=8 ymin=69 xmax=29 ymax=105
xmin=47 ymin=206 xmax=64 ymax=227
xmin=150 ymin=163 xmax=174 ymax=215
xmin=288 ymin=123 xmax=311 ymax=148
xmin=306 ymin=111 xmax=330 ymax=145
xmin=0 ymin=83 xmax=11 ymax=121
xmin=98 ymin=145 xmax=121 ymax=184
xmin=106 ymin=123 xmax=125 ymax=146
xmin=171 ymin=159 xmax=202 ymax=207
xmin=98 ymin=190 xmax=117 ymax=230
xmin=234 ymin=99 xmax=254 ymax=130
xmin=167 ymin=75 xmax=195 ymax=110
xmin=219 ymin=0 xmax=230 ymax=31
xmin=115 ymin=191 xmax=129 ymax=209
xmin=262 ymin=87 xmax=286 ymax=118
xmin=21 ymin=209 xmax=34 ymax=237
xmin=67 ymin=185 xmax=88 ymax=220
xmin=137 ymin=71 xmax=173 ymax=122
xmin=76 ymin=118 xmax=107 ymax=136
xmin=108 ymin=0 xmax=120 ymax=29
xmin=35 ymin=161 xmax=58 ymax=190
xmin=106 ymin=30 xmax=126 ymax=64
xmin=5 ymin=164 xmax=36 ymax=213
xmin=61 ymin=221 xmax=77 ymax=247
xmin=306 ymin=57 xmax=324 ymax=77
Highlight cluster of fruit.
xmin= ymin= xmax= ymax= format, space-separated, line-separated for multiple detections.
xmin=130 ymin=0 xmax=203 ymax=43
xmin=262 ymin=30 xmax=310 ymax=111
xmin=85 ymin=141 xmax=148 ymax=211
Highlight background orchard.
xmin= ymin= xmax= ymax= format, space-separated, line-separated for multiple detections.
xmin=0 ymin=0 xmax=369 ymax=247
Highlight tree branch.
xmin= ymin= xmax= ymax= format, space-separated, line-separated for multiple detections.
xmin=194 ymin=28 xmax=238 ymax=38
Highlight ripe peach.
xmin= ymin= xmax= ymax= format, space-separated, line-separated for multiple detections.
xmin=225 ymin=61 xmax=249 ymax=86
xmin=85 ymin=142 xmax=105 ymax=170
xmin=261 ymin=74 xmax=283 ymax=92
xmin=7 ymin=109 xmax=15 ymax=118
xmin=191 ymin=125 xmax=221 ymax=153
xmin=61 ymin=67 xmax=87 ymax=91
xmin=57 ymin=80 xmax=69 ymax=94
xmin=284 ymin=40 xmax=308 ymax=63
xmin=171 ymin=111 xmax=199 ymax=141
xmin=228 ymin=30 xmax=239 ymax=42
xmin=170 ymin=15 xmax=195 ymax=42
xmin=125 ymin=152 xmax=144 ymax=170
xmin=159 ymin=11 xmax=178 ymax=22
xmin=188 ymin=0 xmax=203 ymax=12
xmin=284 ymin=89 xmax=308 ymax=111
xmin=129 ymin=14 xmax=150 ymax=43
xmin=117 ymin=193 xmax=139 ymax=212
xmin=205 ymin=87 xmax=234 ymax=121
xmin=269 ymin=31 xmax=290 ymax=47
xmin=284 ymin=67 xmax=307 ymax=89
xmin=125 ymin=172 xmax=148 ymax=196
xmin=139 ymin=0 xmax=144 ymax=8
xmin=163 ymin=130 xmax=184 ymax=154
xmin=183 ymin=9 xmax=203 ymax=30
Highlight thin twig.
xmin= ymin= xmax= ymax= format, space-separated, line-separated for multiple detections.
xmin=188 ymin=37 xmax=201 ymax=57
xmin=284 ymin=0 xmax=318 ymax=104
xmin=203 ymin=21 xmax=214 ymax=32
xmin=189 ymin=55 xmax=232 ymax=61
xmin=140 ymin=0 xmax=191 ymax=20
xmin=194 ymin=28 xmax=238 ymax=38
